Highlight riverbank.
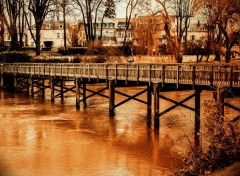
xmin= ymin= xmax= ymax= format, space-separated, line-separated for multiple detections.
xmin=211 ymin=162 xmax=240 ymax=176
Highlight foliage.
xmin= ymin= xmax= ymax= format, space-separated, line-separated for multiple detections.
xmin=0 ymin=51 xmax=32 ymax=63
xmin=177 ymin=96 xmax=240 ymax=175
xmin=32 ymin=58 xmax=69 ymax=63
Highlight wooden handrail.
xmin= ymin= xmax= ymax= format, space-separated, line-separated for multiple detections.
xmin=0 ymin=63 xmax=239 ymax=88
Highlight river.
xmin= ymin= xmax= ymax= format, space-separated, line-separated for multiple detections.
xmin=0 ymin=86 xmax=239 ymax=176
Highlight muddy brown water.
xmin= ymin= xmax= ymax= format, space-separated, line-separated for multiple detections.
xmin=0 ymin=86 xmax=239 ymax=176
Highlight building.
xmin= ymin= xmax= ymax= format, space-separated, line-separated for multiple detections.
xmin=26 ymin=21 xmax=66 ymax=48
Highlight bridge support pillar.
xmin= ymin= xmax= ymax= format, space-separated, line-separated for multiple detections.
xmin=76 ymin=78 xmax=80 ymax=109
xmin=29 ymin=76 xmax=34 ymax=97
xmin=108 ymin=80 xmax=115 ymax=116
xmin=0 ymin=74 xmax=4 ymax=89
xmin=82 ymin=83 xmax=87 ymax=108
xmin=50 ymin=77 xmax=55 ymax=102
xmin=147 ymin=85 xmax=152 ymax=117
xmin=153 ymin=83 xmax=160 ymax=129
xmin=195 ymin=89 xmax=201 ymax=148
xmin=60 ymin=79 xmax=64 ymax=101
xmin=216 ymin=90 xmax=225 ymax=118
xmin=13 ymin=75 xmax=17 ymax=91
xmin=75 ymin=79 xmax=87 ymax=109
xmin=42 ymin=79 xmax=45 ymax=98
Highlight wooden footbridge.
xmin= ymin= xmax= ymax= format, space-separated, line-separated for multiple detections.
xmin=1 ymin=63 xmax=240 ymax=137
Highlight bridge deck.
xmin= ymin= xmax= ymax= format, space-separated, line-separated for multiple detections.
xmin=1 ymin=63 xmax=240 ymax=88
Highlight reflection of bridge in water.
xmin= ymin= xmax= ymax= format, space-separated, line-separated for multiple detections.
xmin=1 ymin=63 xmax=240 ymax=145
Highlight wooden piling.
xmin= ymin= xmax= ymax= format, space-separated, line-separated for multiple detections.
xmin=42 ymin=79 xmax=45 ymax=98
xmin=153 ymin=83 xmax=160 ymax=129
xmin=82 ymin=83 xmax=87 ymax=108
xmin=147 ymin=85 xmax=152 ymax=116
xmin=50 ymin=77 xmax=55 ymax=102
xmin=108 ymin=80 xmax=115 ymax=116
xmin=0 ymin=74 xmax=4 ymax=89
xmin=195 ymin=89 xmax=201 ymax=148
xmin=30 ymin=76 xmax=34 ymax=97
xmin=60 ymin=79 xmax=64 ymax=100
xmin=217 ymin=89 xmax=225 ymax=118
xmin=76 ymin=78 xmax=80 ymax=109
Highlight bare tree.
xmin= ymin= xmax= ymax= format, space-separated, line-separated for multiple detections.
xmin=203 ymin=0 xmax=240 ymax=63
xmin=0 ymin=0 xmax=23 ymax=50
xmin=24 ymin=0 xmax=55 ymax=55
xmin=73 ymin=0 xmax=102 ymax=45
xmin=0 ymin=1 xmax=5 ymax=47
xmin=99 ymin=0 xmax=117 ymax=44
xmin=123 ymin=0 xmax=144 ymax=46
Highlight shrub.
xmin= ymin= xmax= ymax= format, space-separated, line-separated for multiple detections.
xmin=177 ymin=92 xmax=240 ymax=175
xmin=0 ymin=51 xmax=32 ymax=63
xmin=32 ymin=58 xmax=69 ymax=63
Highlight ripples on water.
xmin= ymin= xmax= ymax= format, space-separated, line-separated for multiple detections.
xmin=0 ymin=86 xmax=239 ymax=176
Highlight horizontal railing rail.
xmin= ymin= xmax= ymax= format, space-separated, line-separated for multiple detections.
xmin=1 ymin=63 xmax=240 ymax=87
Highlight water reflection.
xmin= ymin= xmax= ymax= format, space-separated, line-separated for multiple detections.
xmin=1 ymin=88 xmax=238 ymax=175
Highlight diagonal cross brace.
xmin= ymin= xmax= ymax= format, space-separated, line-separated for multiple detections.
xmin=156 ymin=93 xmax=196 ymax=117
xmin=80 ymin=87 xmax=109 ymax=100
xmin=159 ymin=94 xmax=195 ymax=112
xmin=113 ymin=88 xmax=148 ymax=109
xmin=224 ymin=102 xmax=240 ymax=112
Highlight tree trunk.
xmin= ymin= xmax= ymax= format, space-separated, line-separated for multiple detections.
xmin=225 ymin=49 xmax=231 ymax=63
xmin=10 ymin=26 xmax=19 ymax=51
xmin=0 ymin=22 xmax=4 ymax=47
xmin=35 ymin=26 xmax=41 ymax=56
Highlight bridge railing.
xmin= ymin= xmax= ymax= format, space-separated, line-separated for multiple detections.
xmin=1 ymin=63 xmax=240 ymax=88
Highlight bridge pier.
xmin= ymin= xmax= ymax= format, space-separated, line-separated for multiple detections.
xmin=195 ymin=89 xmax=201 ymax=148
xmin=147 ymin=85 xmax=152 ymax=116
xmin=153 ymin=83 xmax=160 ymax=129
xmin=50 ymin=77 xmax=55 ymax=102
xmin=0 ymin=74 xmax=3 ymax=89
xmin=108 ymin=80 xmax=115 ymax=116
xmin=75 ymin=79 xmax=87 ymax=109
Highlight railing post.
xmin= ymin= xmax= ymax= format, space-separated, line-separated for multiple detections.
xmin=230 ymin=65 xmax=233 ymax=88
xmin=210 ymin=65 xmax=214 ymax=87
xmin=149 ymin=64 xmax=152 ymax=86
xmin=108 ymin=80 xmax=115 ymax=116
xmin=161 ymin=65 xmax=165 ymax=87
xmin=137 ymin=65 xmax=139 ymax=84
xmin=176 ymin=65 xmax=180 ymax=89
xmin=115 ymin=64 xmax=117 ymax=83
xmin=192 ymin=65 xmax=196 ymax=89
xmin=125 ymin=64 xmax=128 ymax=84
xmin=106 ymin=65 xmax=108 ymax=84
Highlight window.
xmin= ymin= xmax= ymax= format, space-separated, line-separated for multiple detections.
xmin=117 ymin=32 xmax=122 ymax=37
xmin=57 ymin=33 xmax=60 ymax=38
xmin=192 ymin=35 xmax=195 ymax=40
xmin=7 ymin=35 xmax=11 ymax=40
xmin=59 ymin=24 xmax=63 ymax=29
xmin=46 ymin=24 xmax=51 ymax=29
xmin=109 ymin=23 xmax=114 ymax=28
xmin=94 ymin=23 xmax=98 ymax=28
xmin=102 ymin=23 xmax=106 ymax=28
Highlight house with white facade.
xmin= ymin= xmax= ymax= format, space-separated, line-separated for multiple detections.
xmin=26 ymin=21 xmax=67 ymax=48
